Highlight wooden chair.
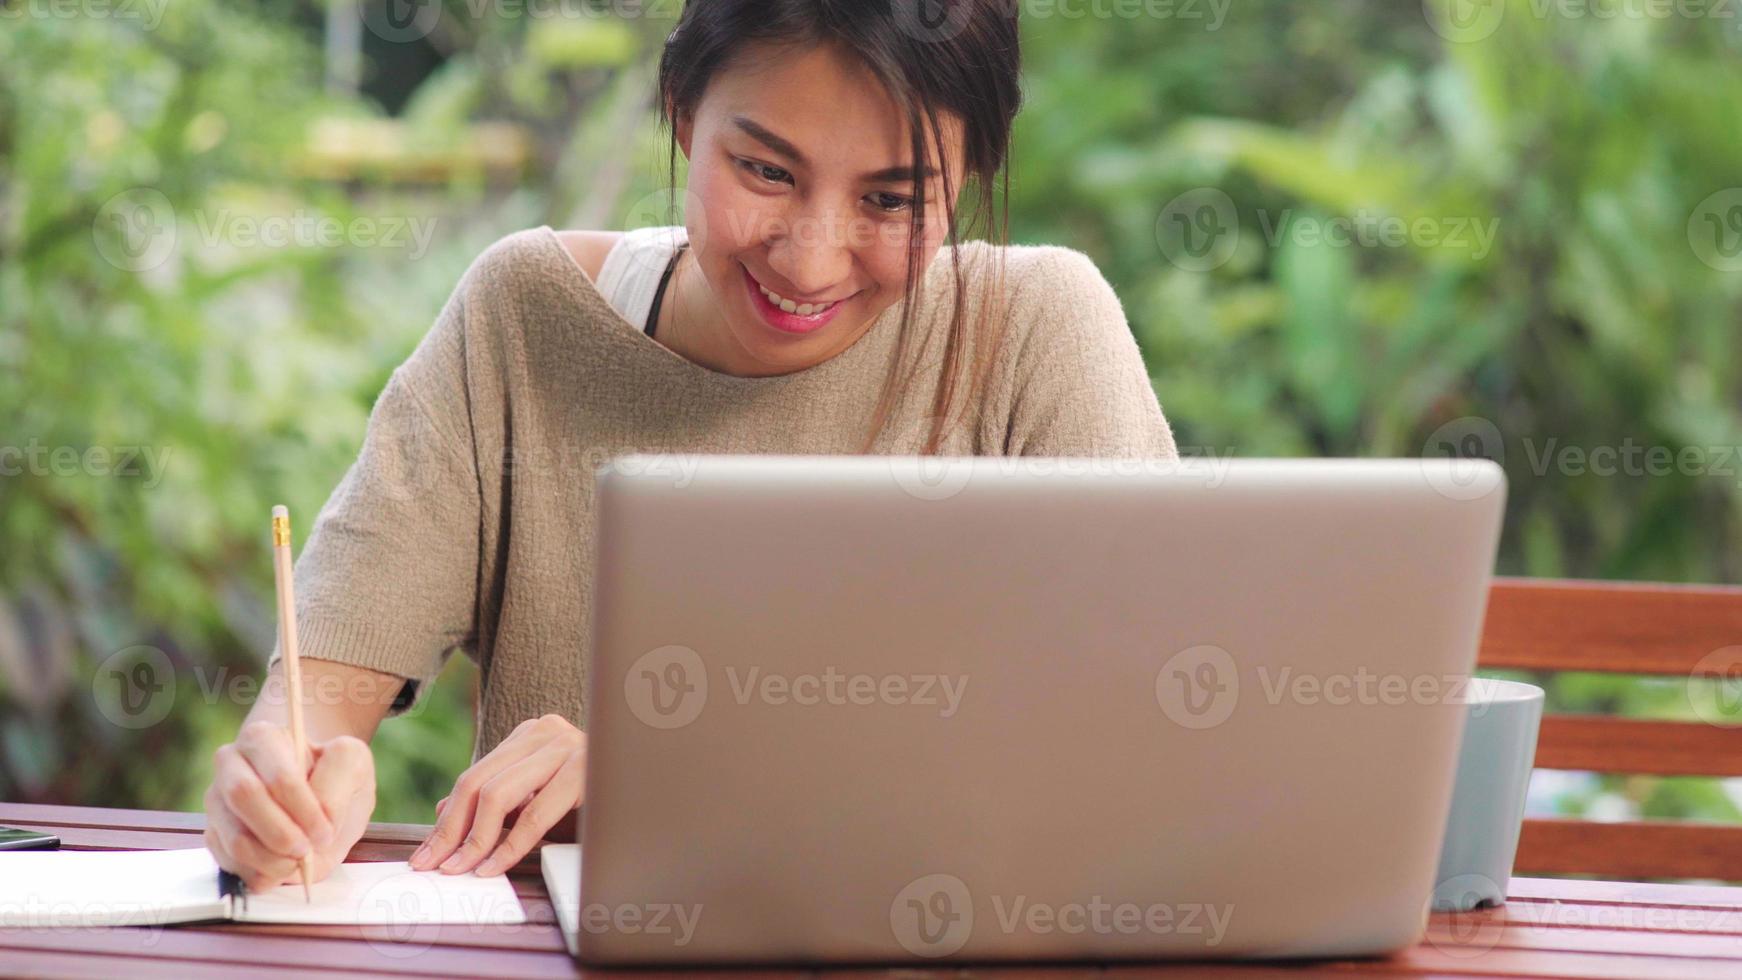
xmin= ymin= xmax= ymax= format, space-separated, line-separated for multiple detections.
xmin=1479 ymin=577 xmax=1742 ymax=880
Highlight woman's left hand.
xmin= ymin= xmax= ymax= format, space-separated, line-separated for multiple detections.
xmin=409 ymin=714 xmax=587 ymax=877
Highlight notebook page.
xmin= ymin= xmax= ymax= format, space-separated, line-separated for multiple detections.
xmin=234 ymin=860 xmax=527 ymax=926
xmin=0 ymin=847 xmax=226 ymax=928
xmin=540 ymin=843 xmax=582 ymax=956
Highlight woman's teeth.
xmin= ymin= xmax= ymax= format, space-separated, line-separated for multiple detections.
xmin=758 ymin=281 xmax=838 ymax=317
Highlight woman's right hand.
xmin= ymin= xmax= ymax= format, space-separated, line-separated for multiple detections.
xmin=204 ymin=720 xmax=378 ymax=892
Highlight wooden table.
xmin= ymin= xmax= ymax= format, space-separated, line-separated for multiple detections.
xmin=3 ymin=804 xmax=1741 ymax=978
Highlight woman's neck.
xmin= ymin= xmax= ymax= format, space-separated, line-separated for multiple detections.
xmin=654 ymin=251 xmax=798 ymax=379
xmin=653 ymin=250 xmax=738 ymax=376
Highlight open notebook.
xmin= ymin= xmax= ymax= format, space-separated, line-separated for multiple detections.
xmin=0 ymin=847 xmax=525 ymax=929
xmin=541 ymin=843 xmax=583 ymax=956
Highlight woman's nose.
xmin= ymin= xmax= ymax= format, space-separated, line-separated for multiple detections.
xmin=764 ymin=207 xmax=855 ymax=298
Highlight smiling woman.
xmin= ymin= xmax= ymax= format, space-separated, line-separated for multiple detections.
xmin=200 ymin=0 xmax=1178 ymax=893
xmin=641 ymin=0 xmax=1006 ymax=424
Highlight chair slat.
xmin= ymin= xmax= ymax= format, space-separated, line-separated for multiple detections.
xmin=1535 ymin=716 xmax=1742 ymax=777
xmin=1515 ymin=818 xmax=1742 ymax=881
xmin=1481 ymin=578 xmax=1742 ymax=676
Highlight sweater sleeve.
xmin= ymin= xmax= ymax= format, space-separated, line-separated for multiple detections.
xmin=1003 ymin=248 xmax=1179 ymax=459
xmin=267 ymin=271 xmax=482 ymax=716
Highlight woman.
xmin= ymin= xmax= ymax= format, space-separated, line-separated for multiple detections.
xmin=203 ymin=0 xmax=1177 ymax=893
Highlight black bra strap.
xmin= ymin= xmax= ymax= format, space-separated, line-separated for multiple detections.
xmin=645 ymin=241 xmax=688 ymax=337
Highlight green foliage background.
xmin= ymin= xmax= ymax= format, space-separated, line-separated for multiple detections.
xmin=2 ymin=1 xmax=1739 ymax=830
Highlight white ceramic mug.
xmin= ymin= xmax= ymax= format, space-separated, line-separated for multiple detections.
xmin=1432 ymin=677 xmax=1545 ymax=912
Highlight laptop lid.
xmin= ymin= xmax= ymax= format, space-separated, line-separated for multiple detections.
xmin=579 ymin=455 xmax=1506 ymax=964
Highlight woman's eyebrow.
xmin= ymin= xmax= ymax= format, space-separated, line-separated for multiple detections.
xmin=731 ymin=115 xmax=937 ymax=183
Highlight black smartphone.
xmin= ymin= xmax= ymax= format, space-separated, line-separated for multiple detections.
xmin=0 ymin=826 xmax=61 ymax=850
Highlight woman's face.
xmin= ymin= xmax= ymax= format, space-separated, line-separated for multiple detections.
xmin=674 ymin=41 xmax=966 ymax=376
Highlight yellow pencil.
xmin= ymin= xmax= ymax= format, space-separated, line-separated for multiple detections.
xmin=271 ymin=504 xmax=313 ymax=903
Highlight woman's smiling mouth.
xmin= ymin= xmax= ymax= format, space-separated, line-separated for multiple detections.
xmin=742 ymin=264 xmax=854 ymax=335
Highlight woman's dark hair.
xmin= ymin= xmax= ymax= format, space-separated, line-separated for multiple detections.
xmin=657 ymin=0 xmax=1023 ymax=453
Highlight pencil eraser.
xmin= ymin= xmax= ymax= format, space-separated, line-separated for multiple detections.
xmin=272 ymin=504 xmax=289 ymax=519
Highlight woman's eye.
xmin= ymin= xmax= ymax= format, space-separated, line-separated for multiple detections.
xmin=734 ymin=157 xmax=910 ymax=213
xmin=738 ymin=159 xmax=792 ymax=185
xmin=867 ymin=192 xmax=912 ymax=214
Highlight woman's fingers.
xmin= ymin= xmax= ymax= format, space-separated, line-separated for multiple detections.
xmin=295 ymin=736 xmax=376 ymax=882
xmin=207 ymin=790 xmax=300 ymax=893
xmin=411 ymin=716 xmax=568 ymax=871
xmin=436 ymin=739 xmax=573 ymax=874
xmin=235 ymin=721 xmax=334 ymax=848
xmin=202 ymin=785 xmax=237 ymax=872
xmin=307 ymin=736 xmax=374 ymax=815
xmin=212 ymin=742 xmax=312 ymax=861
xmin=474 ymin=746 xmax=585 ymax=877
xmin=204 ymin=724 xmax=382 ymax=892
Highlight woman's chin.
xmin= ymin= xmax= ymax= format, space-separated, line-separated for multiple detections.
xmin=724 ymin=317 xmax=852 ymax=374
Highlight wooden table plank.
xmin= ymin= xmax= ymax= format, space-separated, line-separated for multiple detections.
xmin=1386 ymin=943 xmax=1742 ymax=978
xmin=0 ymin=948 xmax=403 ymax=980
xmin=0 ymin=803 xmax=211 ymax=832
xmin=1425 ymin=915 xmax=1742 ymax=958
xmin=1492 ymin=897 xmax=1742 ymax=937
xmin=1507 ymin=876 xmax=1742 ymax=911
xmin=0 ymin=802 xmax=429 ymax=844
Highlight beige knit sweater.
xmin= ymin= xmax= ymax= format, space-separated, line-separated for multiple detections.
xmin=275 ymin=226 xmax=1177 ymax=758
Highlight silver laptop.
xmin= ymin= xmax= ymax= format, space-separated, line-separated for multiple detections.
xmin=575 ymin=455 xmax=1507 ymax=964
